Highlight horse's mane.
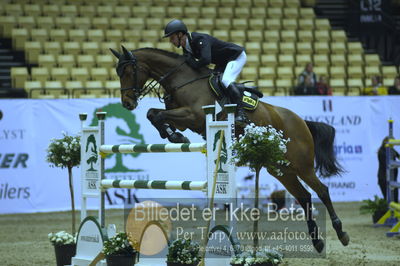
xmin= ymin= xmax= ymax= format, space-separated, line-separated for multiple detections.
xmin=133 ymin=47 xmax=183 ymax=60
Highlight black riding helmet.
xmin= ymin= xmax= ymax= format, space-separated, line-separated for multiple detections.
xmin=163 ymin=19 xmax=188 ymax=38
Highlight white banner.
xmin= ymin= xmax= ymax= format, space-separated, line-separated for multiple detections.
xmin=0 ymin=96 xmax=399 ymax=214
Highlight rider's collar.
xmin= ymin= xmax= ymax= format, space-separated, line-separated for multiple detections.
xmin=184 ymin=33 xmax=193 ymax=54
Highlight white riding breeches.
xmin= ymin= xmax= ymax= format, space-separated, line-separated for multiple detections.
xmin=221 ymin=51 xmax=247 ymax=88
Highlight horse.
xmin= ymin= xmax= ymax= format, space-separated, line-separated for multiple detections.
xmin=109 ymin=46 xmax=350 ymax=253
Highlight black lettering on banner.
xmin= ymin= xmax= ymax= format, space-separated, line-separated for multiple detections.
xmin=0 ymin=183 xmax=31 ymax=200
xmin=13 ymin=154 xmax=28 ymax=168
xmin=0 ymin=154 xmax=14 ymax=168
xmin=0 ymin=153 xmax=29 ymax=168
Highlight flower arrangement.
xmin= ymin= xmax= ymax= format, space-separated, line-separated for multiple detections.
xmin=360 ymin=195 xmax=388 ymax=214
xmin=103 ymin=232 xmax=138 ymax=256
xmin=230 ymin=250 xmax=283 ymax=266
xmin=231 ymin=123 xmax=290 ymax=176
xmin=231 ymin=123 xmax=289 ymax=261
xmin=46 ymin=132 xmax=80 ymax=169
xmin=166 ymin=238 xmax=201 ymax=265
xmin=48 ymin=231 xmax=76 ymax=247
xmin=46 ymin=131 xmax=81 ymax=235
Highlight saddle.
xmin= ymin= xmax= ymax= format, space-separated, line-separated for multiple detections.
xmin=208 ymin=73 xmax=263 ymax=111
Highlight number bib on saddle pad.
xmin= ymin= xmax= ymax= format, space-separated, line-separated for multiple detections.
xmin=208 ymin=73 xmax=262 ymax=111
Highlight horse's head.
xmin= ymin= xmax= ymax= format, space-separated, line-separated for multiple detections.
xmin=110 ymin=46 xmax=149 ymax=110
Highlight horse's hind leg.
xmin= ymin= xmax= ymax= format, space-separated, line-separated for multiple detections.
xmin=273 ymin=173 xmax=325 ymax=253
xmin=298 ymin=168 xmax=349 ymax=246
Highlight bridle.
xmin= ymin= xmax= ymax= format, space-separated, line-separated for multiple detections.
xmin=117 ymin=53 xmax=209 ymax=102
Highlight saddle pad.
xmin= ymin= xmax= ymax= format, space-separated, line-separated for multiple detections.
xmin=208 ymin=73 xmax=259 ymax=111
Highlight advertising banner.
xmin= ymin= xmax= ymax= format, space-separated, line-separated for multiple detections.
xmin=0 ymin=96 xmax=399 ymax=214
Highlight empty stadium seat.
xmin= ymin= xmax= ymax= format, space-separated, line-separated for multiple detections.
xmin=264 ymin=30 xmax=280 ymax=42
xmin=347 ymin=66 xmax=364 ymax=78
xmin=278 ymin=54 xmax=295 ymax=66
xmin=347 ymin=54 xmax=364 ymax=66
xmin=69 ymin=29 xmax=86 ymax=43
xmin=331 ymin=30 xmax=347 ymax=42
xmin=262 ymin=42 xmax=279 ymax=54
xmin=258 ymin=67 xmax=276 ymax=79
xmin=330 ymin=54 xmax=346 ymax=66
xmin=12 ymin=28 xmax=29 ymax=50
xmin=280 ymin=30 xmax=297 ymax=42
xmin=280 ymin=42 xmax=296 ymax=54
xmin=296 ymin=54 xmax=312 ymax=66
xmin=234 ymin=7 xmax=250 ymax=18
xmin=260 ymin=54 xmax=278 ymax=67
xmin=331 ymin=42 xmax=347 ymax=54
xmin=315 ymin=19 xmax=331 ymax=30
xmin=38 ymin=54 xmax=56 ymax=69
xmin=51 ymin=68 xmax=70 ymax=86
xmin=313 ymin=54 xmax=330 ymax=67
xmin=313 ymin=66 xmax=328 ymax=77
xmin=71 ymin=67 xmax=90 ymax=82
xmin=32 ymin=67 xmax=49 ymax=84
xmin=299 ymin=8 xmax=315 ymax=19
xmin=55 ymin=17 xmax=74 ymax=30
xmin=298 ymin=31 xmax=314 ymax=42
xmin=382 ymin=66 xmax=399 ymax=79
xmin=91 ymin=68 xmax=109 ymax=82
xmin=330 ymin=66 xmax=347 ymax=78
xmin=347 ymin=42 xmax=364 ymax=54
xmin=364 ymin=66 xmax=381 ymax=78
xmin=298 ymin=19 xmax=314 ymax=30
xmin=314 ymin=42 xmax=330 ymax=54
xmin=11 ymin=67 xmax=29 ymax=89
xmin=296 ymin=42 xmax=313 ymax=54
xmin=77 ymin=55 xmax=95 ymax=68
xmin=247 ymin=31 xmax=264 ymax=42
xmin=277 ymin=66 xmax=294 ymax=79
xmin=364 ymin=54 xmax=381 ymax=66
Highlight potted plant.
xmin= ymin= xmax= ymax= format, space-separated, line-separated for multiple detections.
xmin=48 ymin=231 xmax=76 ymax=266
xmin=360 ymin=195 xmax=389 ymax=223
xmin=166 ymin=238 xmax=201 ymax=266
xmin=230 ymin=250 xmax=283 ymax=266
xmin=46 ymin=132 xmax=80 ymax=265
xmin=231 ymin=123 xmax=290 ymax=258
xmin=103 ymin=232 xmax=139 ymax=266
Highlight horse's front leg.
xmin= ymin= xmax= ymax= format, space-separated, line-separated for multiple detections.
xmin=147 ymin=107 xmax=200 ymax=143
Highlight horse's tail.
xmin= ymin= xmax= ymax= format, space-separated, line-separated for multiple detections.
xmin=305 ymin=120 xmax=344 ymax=177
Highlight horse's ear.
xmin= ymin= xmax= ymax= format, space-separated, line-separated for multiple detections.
xmin=110 ymin=48 xmax=120 ymax=58
xmin=121 ymin=45 xmax=134 ymax=60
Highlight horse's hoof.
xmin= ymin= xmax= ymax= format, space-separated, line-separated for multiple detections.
xmin=339 ymin=231 xmax=350 ymax=246
xmin=312 ymin=239 xmax=324 ymax=253
xmin=168 ymin=132 xmax=190 ymax=143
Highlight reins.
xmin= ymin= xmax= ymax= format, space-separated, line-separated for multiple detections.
xmin=121 ymin=57 xmax=210 ymax=102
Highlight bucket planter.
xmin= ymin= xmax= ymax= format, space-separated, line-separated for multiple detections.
xmin=54 ymin=243 xmax=76 ymax=266
xmin=103 ymin=232 xmax=138 ymax=266
xmin=359 ymin=196 xmax=388 ymax=224
xmin=106 ymin=253 xmax=137 ymax=266
xmin=166 ymin=262 xmax=198 ymax=266
xmin=372 ymin=209 xmax=388 ymax=224
xmin=49 ymin=231 xmax=76 ymax=266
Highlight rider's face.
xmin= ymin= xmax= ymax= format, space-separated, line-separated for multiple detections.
xmin=169 ymin=33 xmax=185 ymax=48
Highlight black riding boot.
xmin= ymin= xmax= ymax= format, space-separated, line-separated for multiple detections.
xmin=227 ymin=83 xmax=249 ymax=126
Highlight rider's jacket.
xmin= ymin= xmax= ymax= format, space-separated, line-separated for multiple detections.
xmin=183 ymin=32 xmax=244 ymax=72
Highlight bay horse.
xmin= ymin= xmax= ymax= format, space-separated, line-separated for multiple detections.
xmin=110 ymin=46 xmax=349 ymax=253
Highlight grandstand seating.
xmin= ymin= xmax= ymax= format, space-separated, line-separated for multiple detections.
xmin=1 ymin=0 xmax=398 ymax=98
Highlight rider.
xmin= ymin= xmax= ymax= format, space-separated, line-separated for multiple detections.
xmin=162 ymin=19 xmax=249 ymax=125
